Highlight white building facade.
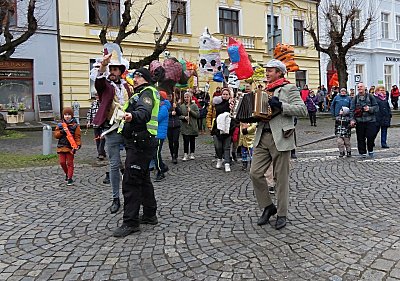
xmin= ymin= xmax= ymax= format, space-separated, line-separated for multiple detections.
xmin=319 ymin=0 xmax=400 ymax=92
xmin=0 ymin=0 xmax=60 ymax=121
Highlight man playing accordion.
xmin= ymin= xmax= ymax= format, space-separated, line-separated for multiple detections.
xmin=249 ymin=59 xmax=307 ymax=230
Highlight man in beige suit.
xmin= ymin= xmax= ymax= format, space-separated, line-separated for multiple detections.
xmin=250 ymin=59 xmax=307 ymax=230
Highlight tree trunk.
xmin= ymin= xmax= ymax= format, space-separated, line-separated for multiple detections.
xmin=335 ymin=56 xmax=348 ymax=89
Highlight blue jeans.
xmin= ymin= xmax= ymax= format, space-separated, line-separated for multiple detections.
xmin=379 ymin=126 xmax=388 ymax=147
xmin=105 ymin=130 xmax=124 ymax=199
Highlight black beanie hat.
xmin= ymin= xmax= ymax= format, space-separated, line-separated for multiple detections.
xmin=134 ymin=68 xmax=153 ymax=83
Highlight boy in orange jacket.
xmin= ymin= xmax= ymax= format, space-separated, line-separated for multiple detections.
xmin=54 ymin=107 xmax=81 ymax=186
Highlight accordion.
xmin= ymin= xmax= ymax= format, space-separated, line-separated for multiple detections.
xmin=233 ymin=90 xmax=272 ymax=122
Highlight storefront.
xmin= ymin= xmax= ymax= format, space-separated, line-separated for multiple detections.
xmin=0 ymin=59 xmax=34 ymax=112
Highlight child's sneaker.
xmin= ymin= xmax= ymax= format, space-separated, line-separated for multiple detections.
xmin=346 ymin=151 xmax=351 ymax=157
xmin=225 ymin=163 xmax=231 ymax=172
xmin=339 ymin=151 xmax=345 ymax=158
xmin=67 ymin=178 xmax=74 ymax=186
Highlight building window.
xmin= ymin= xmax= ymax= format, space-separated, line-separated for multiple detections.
xmin=0 ymin=59 xmax=34 ymax=111
xmin=355 ymin=64 xmax=364 ymax=82
xmin=295 ymin=70 xmax=307 ymax=89
xmin=171 ymin=0 xmax=187 ymax=34
xmin=381 ymin=13 xmax=389 ymax=39
xmin=1 ymin=0 xmax=17 ymax=26
xmin=396 ymin=16 xmax=400 ymax=40
xmin=384 ymin=65 xmax=393 ymax=91
xmin=219 ymin=8 xmax=239 ymax=35
xmin=267 ymin=15 xmax=278 ymax=35
xmin=293 ymin=19 xmax=304 ymax=46
xmin=354 ymin=10 xmax=360 ymax=36
xmin=88 ymin=0 xmax=120 ymax=27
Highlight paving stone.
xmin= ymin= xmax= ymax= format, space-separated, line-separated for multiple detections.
xmin=2 ymin=122 xmax=400 ymax=280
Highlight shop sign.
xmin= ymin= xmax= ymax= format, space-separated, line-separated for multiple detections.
xmin=0 ymin=70 xmax=32 ymax=78
xmin=386 ymin=57 xmax=400 ymax=62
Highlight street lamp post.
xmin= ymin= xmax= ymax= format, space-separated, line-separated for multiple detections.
xmin=153 ymin=27 xmax=161 ymax=42
xmin=270 ymin=0 xmax=274 ymax=58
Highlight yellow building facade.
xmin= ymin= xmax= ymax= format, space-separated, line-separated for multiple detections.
xmin=59 ymin=0 xmax=320 ymax=109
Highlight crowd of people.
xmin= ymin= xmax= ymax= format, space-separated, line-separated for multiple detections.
xmin=298 ymin=82 xmax=393 ymax=157
xmin=53 ymin=53 xmax=395 ymax=237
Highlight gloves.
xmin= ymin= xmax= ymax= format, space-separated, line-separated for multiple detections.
xmin=268 ymin=96 xmax=282 ymax=110
xmin=57 ymin=123 xmax=66 ymax=134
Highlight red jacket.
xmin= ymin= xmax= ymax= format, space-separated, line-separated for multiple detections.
xmin=391 ymin=88 xmax=399 ymax=98
xmin=300 ymin=89 xmax=310 ymax=102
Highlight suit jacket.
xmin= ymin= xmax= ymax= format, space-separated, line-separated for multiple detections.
xmin=254 ymin=84 xmax=307 ymax=151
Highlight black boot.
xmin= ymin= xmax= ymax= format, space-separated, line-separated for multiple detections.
xmin=232 ymin=152 xmax=237 ymax=162
xmin=162 ymin=165 xmax=169 ymax=173
xmin=155 ymin=172 xmax=165 ymax=182
xmin=113 ymin=224 xmax=140 ymax=237
xmin=241 ymin=161 xmax=247 ymax=171
xmin=257 ymin=204 xmax=277 ymax=226
xmin=110 ymin=198 xmax=120 ymax=214
xmin=347 ymin=151 xmax=352 ymax=157
xmin=339 ymin=151 xmax=345 ymax=158
xmin=103 ymin=172 xmax=110 ymax=184
xmin=275 ymin=216 xmax=287 ymax=230
xmin=140 ymin=215 xmax=158 ymax=225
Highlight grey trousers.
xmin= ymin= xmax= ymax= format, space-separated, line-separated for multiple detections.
xmin=337 ymin=137 xmax=351 ymax=153
xmin=250 ymin=132 xmax=290 ymax=216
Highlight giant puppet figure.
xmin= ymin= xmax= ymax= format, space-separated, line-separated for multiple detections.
xmin=273 ymin=43 xmax=299 ymax=73
xmin=198 ymin=28 xmax=222 ymax=74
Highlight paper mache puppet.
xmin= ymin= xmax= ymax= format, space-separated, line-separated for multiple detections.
xmin=198 ymin=28 xmax=222 ymax=74
xmin=227 ymin=37 xmax=254 ymax=80
xmin=273 ymin=43 xmax=299 ymax=72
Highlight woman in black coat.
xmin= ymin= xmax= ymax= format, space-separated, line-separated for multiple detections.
xmin=374 ymin=85 xmax=392 ymax=148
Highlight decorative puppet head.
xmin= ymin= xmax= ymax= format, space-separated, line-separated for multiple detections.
xmin=227 ymin=37 xmax=254 ymax=80
xmin=198 ymin=27 xmax=222 ymax=73
xmin=273 ymin=43 xmax=299 ymax=72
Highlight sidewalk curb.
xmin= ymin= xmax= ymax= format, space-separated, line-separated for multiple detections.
xmin=298 ymin=123 xmax=400 ymax=147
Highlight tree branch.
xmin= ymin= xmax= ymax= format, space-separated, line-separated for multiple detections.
xmin=0 ymin=0 xmax=37 ymax=60
xmin=130 ymin=8 xmax=179 ymax=69
xmin=115 ymin=1 xmax=152 ymax=44
xmin=344 ymin=15 xmax=373 ymax=53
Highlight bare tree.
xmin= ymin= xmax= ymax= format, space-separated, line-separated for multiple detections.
xmin=90 ymin=0 xmax=179 ymax=69
xmin=0 ymin=0 xmax=37 ymax=61
xmin=304 ymin=0 xmax=374 ymax=88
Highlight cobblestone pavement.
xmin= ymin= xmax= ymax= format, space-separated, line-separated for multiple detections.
xmin=1 ymin=118 xmax=400 ymax=280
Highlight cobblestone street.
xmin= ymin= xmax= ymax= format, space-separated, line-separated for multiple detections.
xmin=1 ymin=117 xmax=400 ymax=280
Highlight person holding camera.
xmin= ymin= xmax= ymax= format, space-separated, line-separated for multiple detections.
xmin=350 ymin=83 xmax=379 ymax=158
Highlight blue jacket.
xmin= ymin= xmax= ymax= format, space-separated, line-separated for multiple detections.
xmin=331 ymin=94 xmax=351 ymax=117
xmin=157 ymin=99 xmax=171 ymax=139
xmin=375 ymin=97 xmax=392 ymax=127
